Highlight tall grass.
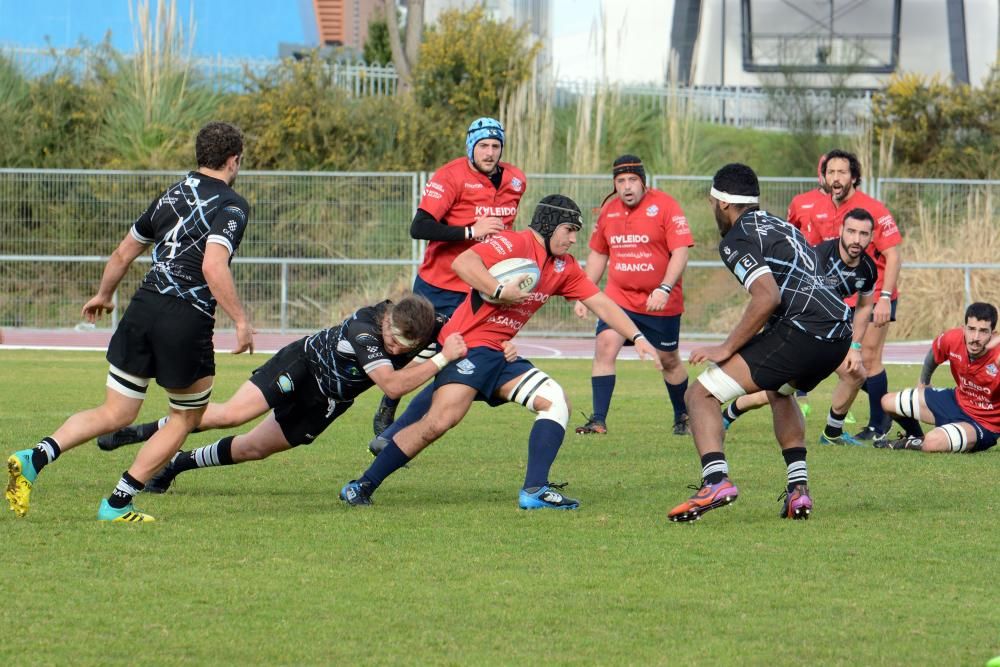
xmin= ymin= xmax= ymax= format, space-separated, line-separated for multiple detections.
xmin=895 ymin=190 xmax=1000 ymax=338
xmin=99 ymin=0 xmax=220 ymax=168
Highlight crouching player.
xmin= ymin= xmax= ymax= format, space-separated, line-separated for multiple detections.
xmin=877 ymin=302 xmax=1000 ymax=453
xmin=339 ymin=194 xmax=661 ymax=510
xmin=95 ymin=295 xmax=467 ymax=492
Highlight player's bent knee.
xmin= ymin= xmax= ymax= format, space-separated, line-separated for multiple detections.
xmin=696 ymin=364 xmax=746 ymax=403
xmin=506 ymin=369 xmax=569 ymax=428
xmin=939 ymin=423 xmax=970 ymax=452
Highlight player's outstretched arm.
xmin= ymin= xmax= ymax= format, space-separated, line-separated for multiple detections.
xmin=368 ymin=333 xmax=468 ymax=399
xmin=581 ymin=291 xmax=663 ymax=369
xmin=82 ymin=234 xmax=149 ymax=322
xmin=203 ymin=243 xmax=254 ymax=354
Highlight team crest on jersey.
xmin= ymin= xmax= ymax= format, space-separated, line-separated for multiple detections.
xmin=854 ymin=278 xmax=866 ymax=290
xmin=456 ymin=359 xmax=476 ymax=375
xmin=645 ymin=204 xmax=659 ymax=217
xmin=554 ymin=258 xmax=566 ymax=273
xmin=511 ymin=177 xmax=523 ymax=193
xmin=987 ymin=363 xmax=998 ymax=377
xmin=276 ymin=373 xmax=294 ymax=394
xmin=356 ymin=333 xmax=378 ymax=346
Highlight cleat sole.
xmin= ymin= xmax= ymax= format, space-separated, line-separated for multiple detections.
xmin=6 ymin=455 xmax=31 ymax=518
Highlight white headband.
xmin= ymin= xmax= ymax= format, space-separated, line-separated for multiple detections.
xmin=390 ymin=323 xmax=419 ymax=348
xmin=710 ymin=187 xmax=759 ymax=204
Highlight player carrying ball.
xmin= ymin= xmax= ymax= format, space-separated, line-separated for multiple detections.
xmin=340 ymin=194 xmax=662 ymax=510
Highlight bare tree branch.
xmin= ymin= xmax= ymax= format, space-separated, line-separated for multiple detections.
xmin=384 ymin=0 xmax=423 ymax=94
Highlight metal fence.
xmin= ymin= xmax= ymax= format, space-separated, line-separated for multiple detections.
xmin=3 ymin=46 xmax=870 ymax=132
xmin=1 ymin=169 xmax=998 ymax=340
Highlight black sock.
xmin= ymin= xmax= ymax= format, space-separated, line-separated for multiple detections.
xmin=723 ymin=402 xmax=746 ymax=422
xmin=700 ymin=451 xmax=728 ymax=484
xmin=781 ymin=447 xmax=808 ymax=492
xmin=30 ymin=437 xmax=61 ymax=473
xmin=892 ymin=415 xmax=924 ymax=438
xmin=823 ymin=410 xmax=848 ymax=438
xmin=108 ymin=471 xmax=144 ymax=509
xmin=172 ymin=435 xmax=236 ymax=474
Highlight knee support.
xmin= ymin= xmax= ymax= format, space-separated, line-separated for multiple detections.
xmin=939 ymin=423 xmax=970 ymax=453
xmin=506 ymin=369 xmax=569 ymax=428
xmin=696 ymin=363 xmax=747 ymax=403
xmin=893 ymin=388 xmax=921 ymax=421
xmin=107 ymin=365 xmax=150 ymax=400
xmin=167 ymin=386 xmax=213 ymax=411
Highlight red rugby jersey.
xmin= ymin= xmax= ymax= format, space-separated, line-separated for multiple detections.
xmin=588 ymin=189 xmax=693 ymax=316
xmin=787 ymin=188 xmax=833 ymax=236
xmin=441 ymin=229 xmax=599 ymax=350
xmin=417 ymin=157 xmax=527 ymax=292
xmin=836 ymin=189 xmax=902 ymax=304
xmin=932 ymin=327 xmax=1000 ymax=432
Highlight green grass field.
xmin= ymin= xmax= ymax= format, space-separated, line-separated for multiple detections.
xmin=2 ymin=350 xmax=997 ymax=666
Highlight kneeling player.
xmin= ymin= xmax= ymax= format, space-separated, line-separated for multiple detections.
xmin=877 ymin=302 xmax=1000 ymax=453
xmin=339 ymin=194 xmax=661 ymax=510
xmin=96 ymin=295 xmax=467 ymax=492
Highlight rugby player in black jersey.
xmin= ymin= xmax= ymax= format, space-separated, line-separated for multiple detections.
xmin=668 ymin=163 xmax=857 ymax=523
xmin=95 ymin=295 xmax=472 ymax=494
xmin=6 ymin=122 xmax=254 ymax=522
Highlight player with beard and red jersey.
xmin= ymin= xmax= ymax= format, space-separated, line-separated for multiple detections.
xmin=340 ymin=195 xmax=661 ymax=511
xmin=573 ymin=154 xmax=694 ymax=437
xmin=370 ymin=117 xmax=527 ymax=439
xmin=877 ymin=302 xmax=1000 ymax=453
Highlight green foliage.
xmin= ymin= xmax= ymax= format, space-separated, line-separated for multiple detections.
xmin=362 ymin=10 xmax=393 ymax=66
xmin=873 ymin=66 xmax=1000 ymax=178
xmin=228 ymin=52 xmax=454 ymax=171
xmin=413 ymin=5 xmax=539 ymax=134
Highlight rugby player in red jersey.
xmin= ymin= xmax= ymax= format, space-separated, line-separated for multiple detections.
xmin=573 ymin=155 xmax=694 ymax=436
xmin=341 ymin=195 xmax=661 ymax=510
xmin=877 ymin=302 xmax=1000 ymax=453
xmin=371 ymin=117 xmax=527 ymax=438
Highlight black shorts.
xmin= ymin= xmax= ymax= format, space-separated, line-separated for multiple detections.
xmin=738 ymin=323 xmax=851 ymax=393
xmin=106 ymin=289 xmax=215 ymax=389
xmin=249 ymin=338 xmax=352 ymax=446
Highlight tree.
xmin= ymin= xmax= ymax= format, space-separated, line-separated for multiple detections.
xmin=384 ymin=0 xmax=423 ymax=94
xmin=363 ymin=9 xmax=393 ymax=65
xmin=413 ymin=6 xmax=539 ymax=122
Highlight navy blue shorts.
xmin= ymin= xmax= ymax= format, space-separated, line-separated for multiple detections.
xmin=434 ymin=346 xmax=535 ymax=406
xmin=922 ymin=387 xmax=998 ymax=452
xmin=413 ymin=274 xmax=467 ymax=318
xmin=596 ymin=309 xmax=681 ymax=352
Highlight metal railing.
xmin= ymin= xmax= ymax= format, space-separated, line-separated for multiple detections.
xmin=2 ymin=45 xmax=871 ymax=132
xmin=2 ymin=169 xmax=999 ymax=339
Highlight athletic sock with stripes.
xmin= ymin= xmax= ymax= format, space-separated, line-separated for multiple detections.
xmin=701 ymin=451 xmax=729 ymax=485
xmin=782 ymin=447 xmax=808 ymax=492
xmin=171 ymin=436 xmax=236 ymax=474
xmin=30 ymin=436 xmax=61 ymax=473
xmin=723 ymin=401 xmax=747 ymax=424
xmin=107 ymin=471 xmax=144 ymax=509
xmin=824 ymin=410 xmax=847 ymax=438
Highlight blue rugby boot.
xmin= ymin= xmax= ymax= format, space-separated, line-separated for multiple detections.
xmin=518 ymin=483 xmax=579 ymax=510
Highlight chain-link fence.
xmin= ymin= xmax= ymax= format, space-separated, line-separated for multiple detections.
xmin=2 ymin=169 xmax=998 ymax=339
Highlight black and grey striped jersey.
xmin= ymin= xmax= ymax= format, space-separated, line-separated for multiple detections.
xmin=719 ymin=209 xmax=853 ymax=341
xmin=304 ymin=301 xmax=447 ymax=401
xmin=814 ymin=238 xmax=878 ymax=301
xmin=131 ymin=171 xmax=250 ymax=317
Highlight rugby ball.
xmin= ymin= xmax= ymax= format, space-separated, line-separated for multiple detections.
xmin=480 ymin=257 xmax=541 ymax=304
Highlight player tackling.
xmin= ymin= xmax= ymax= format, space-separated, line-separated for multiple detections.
xmin=340 ymin=195 xmax=661 ymax=510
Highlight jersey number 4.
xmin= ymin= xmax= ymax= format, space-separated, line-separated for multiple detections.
xmin=164 ymin=218 xmax=184 ymax=259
